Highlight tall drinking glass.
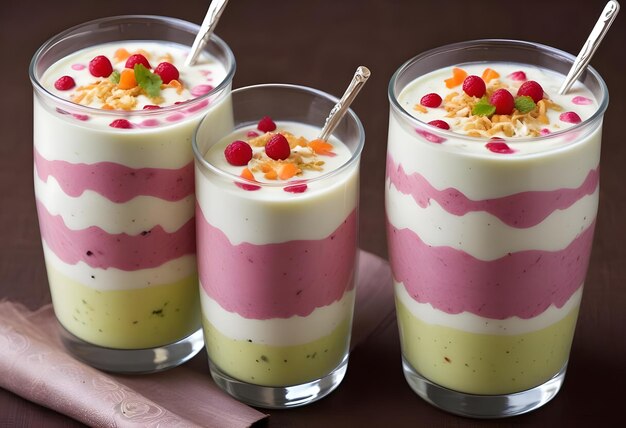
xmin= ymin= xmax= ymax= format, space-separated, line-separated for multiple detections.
xmin=194 ymin=84 xmax=364 ymax=407
xmin=386 ymin=39 xmax=607 ymax=417
xmin=30 ymin=15 xmax=235 ymax=373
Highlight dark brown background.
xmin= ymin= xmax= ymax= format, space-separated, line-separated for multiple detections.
xmin=1 ymin=0 xmax=625 ymax=426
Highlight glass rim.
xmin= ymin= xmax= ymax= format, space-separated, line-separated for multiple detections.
xmin=388 ymin=38 xmax=609 ymax=144
xmin=29 ymin=14 xmax=236 ymax=117
xmin=193 ymin=83 xmax=365 ymax=189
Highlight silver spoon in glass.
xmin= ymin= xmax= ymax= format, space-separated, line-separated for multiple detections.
xmin=558 ymin=0 xmax=619 ymax=95
xmin=318 ymin=66 xmax=371 ymax=141
xmin=185 ymin=0 xmax=230 ymax=67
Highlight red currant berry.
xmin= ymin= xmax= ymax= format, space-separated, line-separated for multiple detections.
xmin=109 ymin=119 xmax=133 ymax=129
xmin=420 ymin=93 xmax=442 ymax=108
xmin=489 ymin=89 xmax=515 ymax=115
xmin=462 ymin=75 xmax=486 ymax=98
xmin=89 ymin=55 xmax=113 ymax=78
xmin=257 ymin=116 xmax=277 ymax=133
xmin=154 ymin=62 xmax=180 ymax=84
xmin=265 ymin=134 xmax=291 ymax=160
xmin=559 ymin=111 xmax=582 ymax=124
xmin=125 ymin=54 xmax=151 ymax=70
xmin=427 ymin=120 xmax=450 ymax=130
xmin=54 ymin=76 xmax=75 ymax=91
xmin=517 ymin=81 xmax=543 ymax=103
xmin=224 ymin=140 xmax=253 ymax=166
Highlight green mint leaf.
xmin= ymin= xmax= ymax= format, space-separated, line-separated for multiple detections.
xmin=514 ymin=96 xmax=536 ymax=114
xmin=109 ymin=71 xmax=120 ymax=84
xmin=472 ymin=96 xmax=496 ymax=117
xmin=134 ymin=64 xmax=162 ymax=98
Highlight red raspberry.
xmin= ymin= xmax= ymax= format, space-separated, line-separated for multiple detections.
xmin=109 ymin=119 xmax=133 ymax=129
xmin=559 ymin=111 xmax=582 ymax=124
xmin=54 ymin=76 xmax=75 ymax=90
xmin=257 ymin=116 xmax=276 ymax=132
xmin=89 ymin=55 xmax=113 ymax=78
xmin=224 ymin=140 xmax=253 ymax=166
xmin=125 ymin=54 xmax=151 ymax=70
xmin=489 ymin=89 xmax=515 ymax=115
xmin=247 ymin=131 xmax=260 ymax=138
xmin=428 ymin=120 xmax=450 ymax=130
xmin=154 ymin=62 xmax=180 ymax=84
xmin=265 ymin=134 xmax=290 ymax=160
xmin=143 ymin=105 xmax=161 ymax=110
xmin=517 ymin=81 xmax=543 ymax=103
xmin=420 ymin=93 xmax=442 ymax=108
xmin=462 ymin=75 xmax=486 ymax=98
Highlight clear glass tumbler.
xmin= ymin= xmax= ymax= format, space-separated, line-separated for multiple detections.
xmin=193 ymin=84 xmax=364 ymax=408
xmin=30 ymin=15 xmax=235 ymax=373
xmin=386 ymin=40 xmax=608 ymax=417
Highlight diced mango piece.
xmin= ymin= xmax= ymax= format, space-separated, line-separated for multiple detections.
xmin=444 ymin=67 xmax=468 ymax=88
xmin=308 ymin=139 xmax=335 ymax=156
xmin=482 ymin=68 xmax=500 ymax=83
xmin=114 ymin=48 xmax=130 ymax=62
xmin=118 ymin=69 xmax=137 ymax=89
xmin=278 ymin=163 xmax=299 ymax=180
xmin=240 ymin=168 xmax=255 ymax=181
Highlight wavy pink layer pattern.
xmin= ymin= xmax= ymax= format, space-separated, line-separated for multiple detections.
xmin=386 ymin=155 xmax=599 ymax=228
xmin=36 ymin=200 xmax=195 ymax=271
xmin=34 ymin=149 xmax=194 ymax=203
xmin=387 ymin=220 xmax=594 ymax=319
xmin=197 ymin=207 xmax=358 ymax=320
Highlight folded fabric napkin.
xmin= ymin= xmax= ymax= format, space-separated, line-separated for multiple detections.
xmin=0 ymin=250 xmax=394 ymax=427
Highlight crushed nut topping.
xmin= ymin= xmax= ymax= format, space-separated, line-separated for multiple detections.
xmin=442 ymin=79 xmax=563 ymax=138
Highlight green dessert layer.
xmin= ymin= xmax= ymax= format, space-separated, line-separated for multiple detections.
xmin=203 ymin=315 xmax=351 ymax=387
xmin=396 ymin=298 xmax=579 ymax=395
xmin=47 ymin=265 xmax=200 ymax=349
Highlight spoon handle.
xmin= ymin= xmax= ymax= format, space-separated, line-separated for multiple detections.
xmin=558 ymin=0 xmax=620 ymax=95
xmin=319 ymin=66 xmax=371 ymax=141
xmin=185 ymin=0 xmax=230 ymax=67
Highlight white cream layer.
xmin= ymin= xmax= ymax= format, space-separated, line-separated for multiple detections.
xmin=387 ymin=115 xmax=602 ymax=201
xmin=395 ymin=281 xmax=582 ymax=335
xmin=35 ymin=174 xmax=193 ymax=234
xmin=196 ymin=121 xmax=358 ymax=245
xmin=42 ymin=241 xmax=196 ymax=291
xmin=386 ymin=181 xmax=598 ymax=261
xmin=200 ymin=287 xmax=355 ymax=346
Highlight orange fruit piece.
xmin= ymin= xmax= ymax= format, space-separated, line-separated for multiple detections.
xmin=118 ymin=69 xmax=137 ymax=89
xmin=240 ymin=167 xmax=256 ymax=181
xmin=482 ymin=68 xmax=500 ymax=83
xmin=264 ymin=169 xmax=278 ymax=180
xmin=278 ymin=163 xmax=299 ymax=180
xmin=114 ymin=48 xmax=130 ymax=62
xmin=444 ymin=67 xmax=468 ymax=88
xmin=308 ymin=139 xmax=335 ymax=156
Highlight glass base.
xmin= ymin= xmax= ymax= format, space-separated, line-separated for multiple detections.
xmin=402 ymin=356 xmax=566 ymax=418
xmin=59 ymin=325 xmax=205 ymax=374
xmin=208 ymin=355 xmax=349 ymax=409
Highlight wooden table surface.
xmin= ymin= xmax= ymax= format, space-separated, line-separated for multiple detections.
xmin=2 ymin=0 xmax=625 ymax=426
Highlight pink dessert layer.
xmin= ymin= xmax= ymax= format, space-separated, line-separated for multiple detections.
xmin=387 ymin=219 xmax=594 ymax=319
xmin=34 ymin=148 xmax=194 ymax=203
xmin=197 ymin=206 xmax=358 ymax=320
xmin=386 ymin=155 xmax=599 ymax=228
xmin=36 ymin=200 xmax=195 ymax=271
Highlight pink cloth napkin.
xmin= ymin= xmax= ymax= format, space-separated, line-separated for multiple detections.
xmin=0 ymin=250 xmax=394 ymax=427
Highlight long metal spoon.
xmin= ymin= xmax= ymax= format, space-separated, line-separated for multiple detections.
xmin=558 ymin=0 xmax=619 ymax=95
xmin=318 ymin=66 xmax=371 ymax=141
xmin=185 ymin=0 xmax=230 ymax=67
